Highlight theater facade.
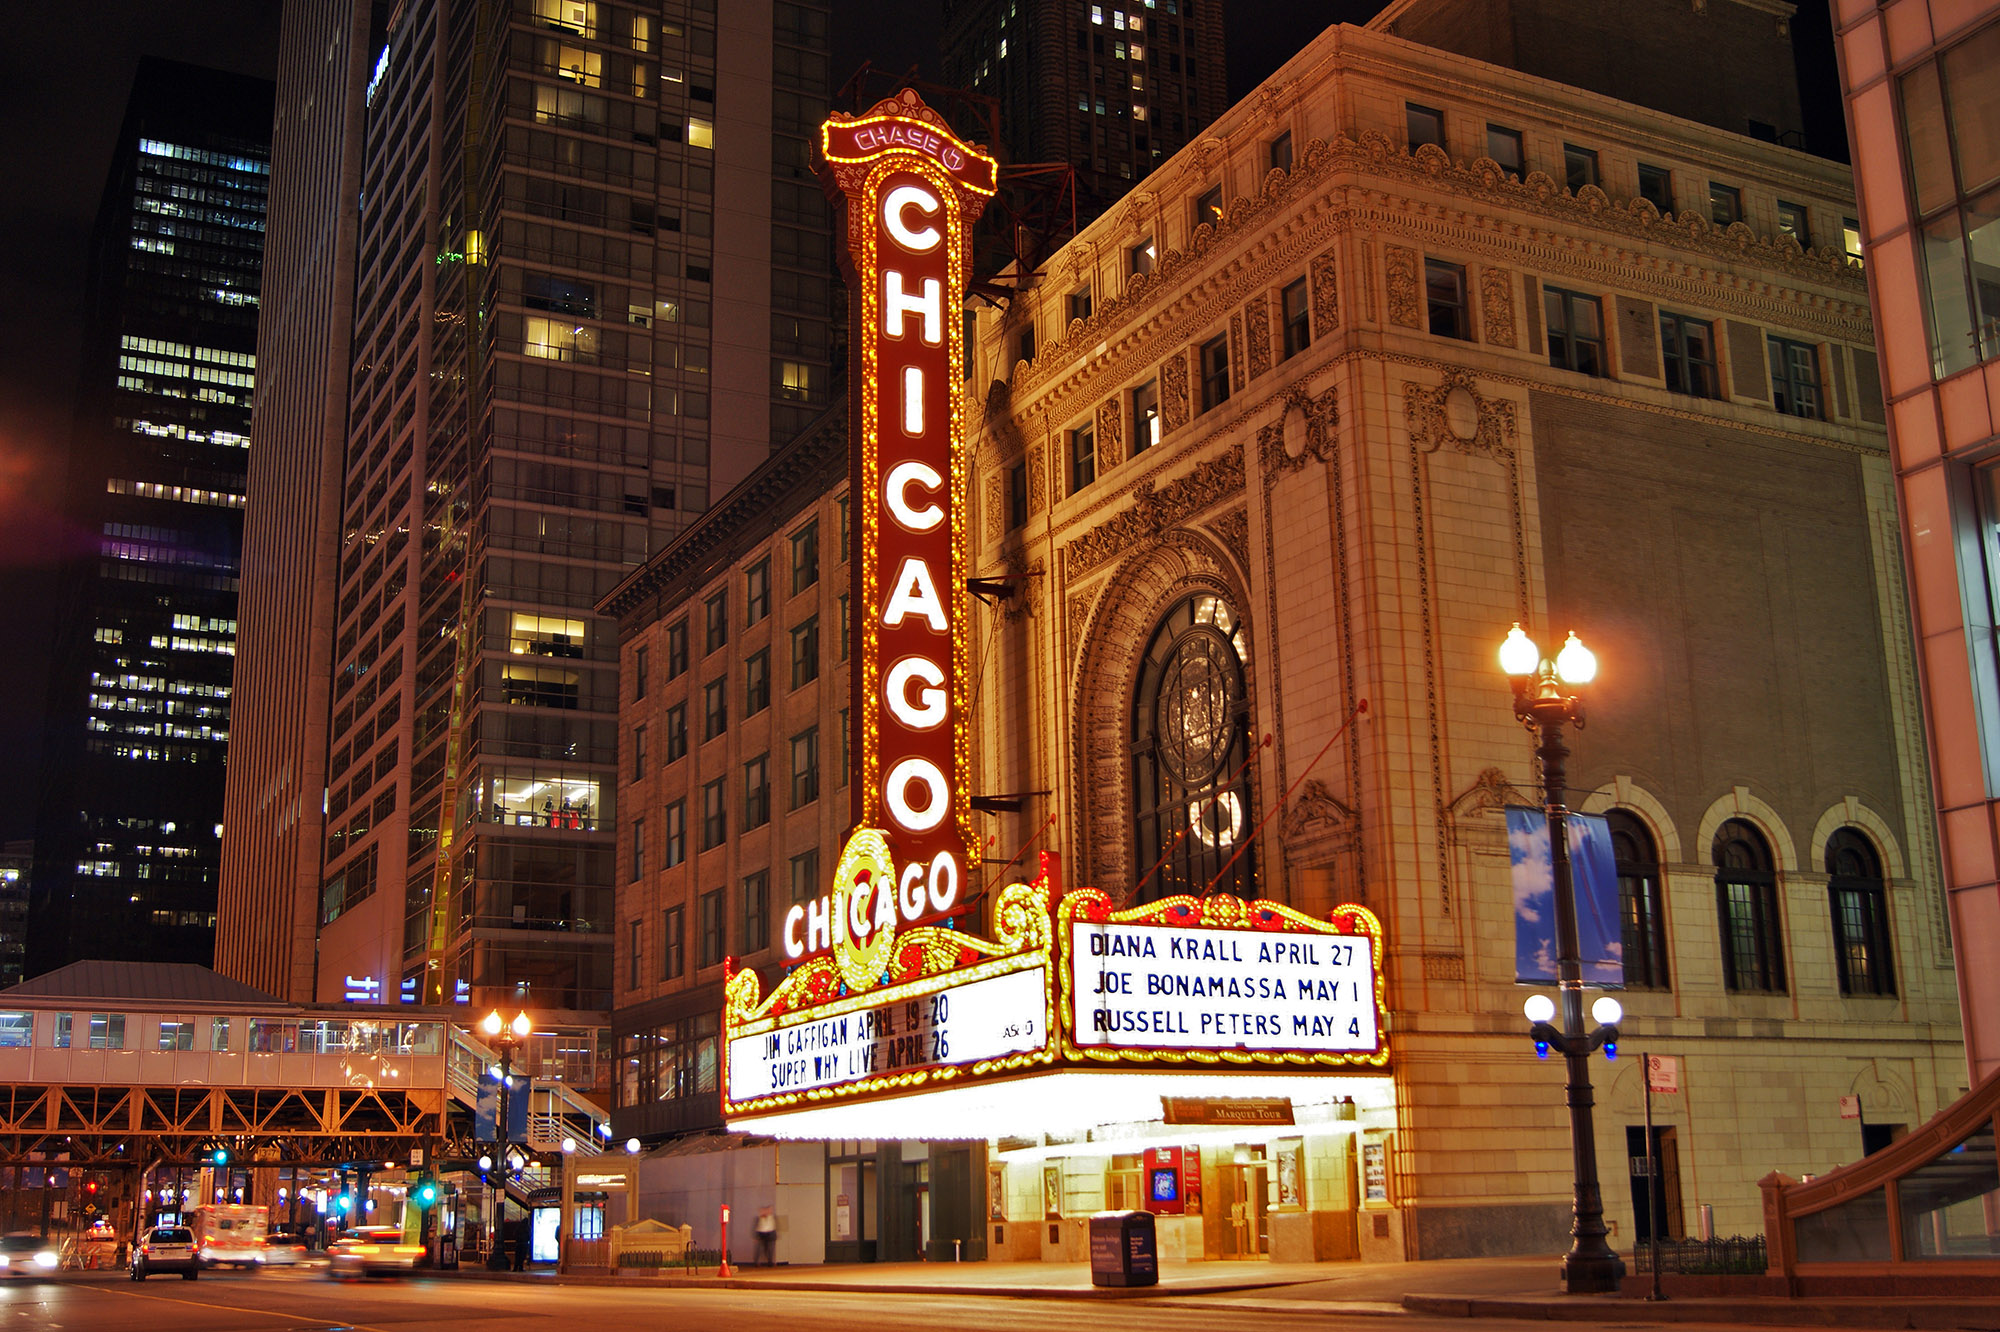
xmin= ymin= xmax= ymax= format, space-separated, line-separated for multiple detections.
xmin=601 ymin=15 xmax=1968 ymax=1265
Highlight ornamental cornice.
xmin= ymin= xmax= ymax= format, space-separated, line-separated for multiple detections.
xmin=1005 ymin=131 xmax=1866 ymax=410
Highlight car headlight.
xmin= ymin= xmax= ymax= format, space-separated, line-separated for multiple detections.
xmin=34 ymin=1252 xmax=56 ymax=1269
xmin=0 ymin=1253 xmax=12 ymax=1267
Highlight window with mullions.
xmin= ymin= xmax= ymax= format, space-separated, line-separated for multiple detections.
xmin=1281 ymin=279 xmax=1310 ymax=358
xmin=1425 ymin=258 xmax=1470 ymax=340
xmin=698 ymin=888 xmax=724 ymax=968
xmin=1606 ymin=810 xmax=1669 ymax=990
xmin=741 ymin=870 xmax=770 ymax=953
xmin=1130 ymin=592 xmax=1256 ymax=903
xmin=1199 ymin=335 xmax=1229 ymax=411
xmin=1715 ymin=818 xmax=1785 ymax=993
xmin=1544 ymin=287 xmax=1606 ymax=377
xmin=743 ymin=754 xmax=770 ymax=829
xmin=1826 ymin=828 xmax=1896 ymax=997
xmin=746 ymin=560 xmax=770 ymax=625
xmin=1768 ymin=336 xmax=1822 ymax=419
xmin=1659 ymin=311 xmax=1718 ymax=398
xmin=1070 ymin=422 xmax=1097 ymax=494
xmin=1897 ymin=21 xmax=2000 ymax=378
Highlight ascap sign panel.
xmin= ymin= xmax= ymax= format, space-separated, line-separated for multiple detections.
xmin=1071 ymin=921 xmax=1380 ymax=1053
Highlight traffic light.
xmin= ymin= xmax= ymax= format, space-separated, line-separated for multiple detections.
xmin=210 ymin=1147 xmax=229 ymax=1167
xmin=334 ymin=1192 xmax=353 ymax=1213
xmin=414 ymin=1178 xmax=439 ymax=1207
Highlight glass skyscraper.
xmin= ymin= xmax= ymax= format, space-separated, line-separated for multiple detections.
xmin=28 ymin=59 xmax=272 ymax=975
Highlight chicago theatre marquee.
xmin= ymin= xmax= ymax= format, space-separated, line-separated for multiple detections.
xmin=716 ymin=91 xmax=1397 ymax=1266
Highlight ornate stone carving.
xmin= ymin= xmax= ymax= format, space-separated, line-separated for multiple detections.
xmin=1309 ymin=248 xmax=1339 ymax=333
xmin=1448 ymin=767 xmax=1532 ymax=821
xmin=1245 ymin=294 xmax=1272 ymax=380
xmin=1209 ymin=505 xmax=1250 ymax=575
xmin=1479 ymin=266 xmax=1516 ymax=347
xmin=1160 ymin=348 xmax=1190 ymax=433
xmin=1405 ymin=366 xmax=1516 ymax=459
xmin=1421 ymin=952 xmax=1467 ymax=981
xmin=1229 ymin=312 xmax=1246 ymax=393
xmin=1095 ymin=397 xmax=1122 ymax=468
xmin=983 ymin=377 xmax=1011 ymax=422
xmin=1070 ymin=537 xmax=1245 ymax=897
xmin=1259 ymin=381 xmax=1340 ymax=480
xmin=1010 ymin=128 xmax=1864 ymax=401
xmin=1280 ymin=779 xmax=1357 ymax=854
xmin=984 ymin=474 xmax=1003 ymax=545
xmin=1066 ymin=590 xmax=1093 ymax=668
xmin=1027 ymin=445 xmax=1044 ymax=515
xmin=1384 ymin=244 xmax=1421 ymax=328
xmin=1064 ymin=446 xmax=1246 ymax=578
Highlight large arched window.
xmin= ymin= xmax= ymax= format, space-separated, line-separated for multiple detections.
xmin=1606 ymin=810 xmax=1669 ymax=990
xmin=1714 ymin=819 xmax=1786 ymax=993
xmin=1826 ymin=829 xmax=1896 ymax=997
xmin=1130 ymin=592 xmax=1256 ymax=902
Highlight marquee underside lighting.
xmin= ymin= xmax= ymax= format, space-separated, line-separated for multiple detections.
xmin=730 ymin=1069 xmax=1399 ymax=1142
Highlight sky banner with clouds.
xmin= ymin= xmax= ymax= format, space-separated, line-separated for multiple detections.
xmin=1507 ymin=807 xmax=1623 ymax=988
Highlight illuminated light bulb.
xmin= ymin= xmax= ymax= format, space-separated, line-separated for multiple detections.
xmin=1522 ymin=994 xmax=1556 ymax=1025
xmin=625 ymin=1139 xmax=641 ymax=1155
xmin=512 ymin=1012 xmax=532 ymax=1039
xmin=1498 ymin=623 xmax=1539 ymax=676
xmin=1555 ymin=632 xmax=1597 ymax=685
xmin=480 ymin=1011 xmax=503 ymax=1038
xmin=1590 ymin=995 xmax=1623 ymax=1027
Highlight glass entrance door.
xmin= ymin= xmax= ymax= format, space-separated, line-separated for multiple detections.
xmin=1218 ymin=1153 xmax=1270 ymax=1259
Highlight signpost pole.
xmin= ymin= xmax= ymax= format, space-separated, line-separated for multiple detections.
xmin=1645 ymin=1053 xmax=1663 ymax=1301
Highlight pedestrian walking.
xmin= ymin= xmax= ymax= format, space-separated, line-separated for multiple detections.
xmin=754 ymin=1206 xmax=777 ymax=1266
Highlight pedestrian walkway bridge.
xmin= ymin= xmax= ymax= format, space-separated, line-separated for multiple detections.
xmin=0 ymin=962 xmax=606 ymax=1169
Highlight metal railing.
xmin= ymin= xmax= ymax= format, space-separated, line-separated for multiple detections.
xmin=1634 ymin=1234 xmax=1768 ymax=1275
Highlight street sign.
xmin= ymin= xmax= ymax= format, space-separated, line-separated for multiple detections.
xmin=1645 ymin=1054 xmax=1679 ymax=1095
xmin=1840 ymin=1094 xmax=1861 ymax=1119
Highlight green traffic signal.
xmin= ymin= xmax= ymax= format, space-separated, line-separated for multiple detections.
xmin=415 ymin=1179 xmax=439 ymax=1206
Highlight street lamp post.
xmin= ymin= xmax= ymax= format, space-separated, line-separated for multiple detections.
xmin=1499 ymin=624 xmax=1623 ymax=1295
xmin=480 ymin=1010 xmax=533 ymax=1271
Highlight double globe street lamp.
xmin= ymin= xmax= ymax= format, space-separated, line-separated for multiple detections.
xmin=479 ymin=1010 xmax=533 ymax=1270
xmin=1499 ymin=624 xmax=1624 ymax=1295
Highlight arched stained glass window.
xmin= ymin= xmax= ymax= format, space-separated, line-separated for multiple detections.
xmin=1130 ymin=592 xmax=1256 ymax=902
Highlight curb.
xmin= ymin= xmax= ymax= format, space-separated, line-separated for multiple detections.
xmin=1402 ymin=1293 xmax=2000 ymax=1329
xmin=444 ymin=1267 xmax=1324 ymax=1301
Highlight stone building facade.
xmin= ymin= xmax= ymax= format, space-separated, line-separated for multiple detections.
xmin=604 ymin=15 xmax=1970 ymax=1263
xmin=959 ymin=19 xmax=1965 ymax=1256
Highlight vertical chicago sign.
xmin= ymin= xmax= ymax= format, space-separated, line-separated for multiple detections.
xmin=780 ymin=92 xmax=997 ymax=978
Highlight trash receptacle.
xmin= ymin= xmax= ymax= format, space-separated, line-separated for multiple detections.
xmin=1088 ymin=1210 xmax=1158 ymax=1288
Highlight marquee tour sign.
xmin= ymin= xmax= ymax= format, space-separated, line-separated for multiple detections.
xmin=719 ymin=93 xmax=1387 ymax=1127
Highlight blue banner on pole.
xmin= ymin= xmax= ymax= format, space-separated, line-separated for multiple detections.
xmin=1508 ymin=805 xmax=1624 ymax=987
xmin=474 ymin=1075 xmax=530 ymax=1141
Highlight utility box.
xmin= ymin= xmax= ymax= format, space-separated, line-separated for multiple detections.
xmin=1088 ymin=1210 xmax=1158 ymax=1288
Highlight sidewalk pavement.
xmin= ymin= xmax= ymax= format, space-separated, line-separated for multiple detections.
xmin=451 ymin=1254 xmax=2000 ymax=1327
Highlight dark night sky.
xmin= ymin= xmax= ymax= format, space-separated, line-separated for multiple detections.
xmin=0 ymin=1 xmax=1844 ymax=844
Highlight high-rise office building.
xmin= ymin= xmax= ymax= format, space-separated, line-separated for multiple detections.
xmin=941 ymin=0 xmax=1226 ymax=228
xmin=28 ymin=60 xmax=272 ymax=977
xmin=219 ymin=0 xmax=833 ymax=1018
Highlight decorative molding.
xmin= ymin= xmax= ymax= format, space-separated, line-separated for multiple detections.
xmin=1280 ymin=779 xmax=1358 ymax=857
xmin=1160 ymin=348 xmax=1190 ymax=433
xmin=984 ymin=474 xmax=1003 ymax=546
xmin=1068 ymin=539 xmax=1247 ymax=900
xmin=1209 ymin=505 xmax=1251 ymax=576
xmin=1407 ymin=365 xmax=1518 ymax=462
xmin=1479 ymin=266 xmax=1517 ymax=348
xmin=1245 ymin=294 xmax=1272 ymax=380
xmin=1448 ymin=767 xmax=1532 ymax=821
xmin=1063 ymin=445 xmax=1246 ymax=579
xmin=1384 ymin=244 xmax=1422 ymax=328
xmin=1259 ymin=381 xmax=1340 ymax=479
xmin=1027 ymin=444 xmax=1045 ymax=516
xmin=1095 ymin=397 xmax=1123 ymax=468
xmin=1309 ymin=247 xmax=1340 ymax=333
xmin=1012 ymin=131 xmax=1866 ymax=409
xmin=1229 ymin=311 xmax=1247 ymax=393
xmin=1421 ymin=952 xmax=1466 ymax=981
